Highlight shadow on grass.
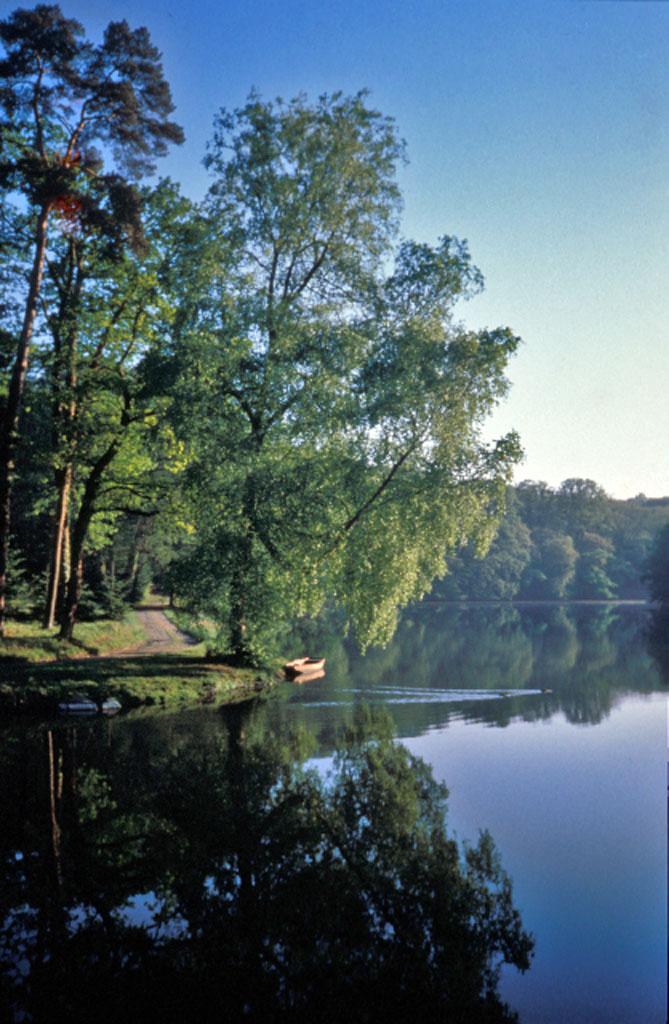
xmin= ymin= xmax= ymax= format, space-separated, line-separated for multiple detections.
xmin=0 ymin=652 xmax=273 ymax=715
xmin=0 ymin=634 xmax=100 ymax=658
xmin=29 ymin=653 xmax=228 ymax=683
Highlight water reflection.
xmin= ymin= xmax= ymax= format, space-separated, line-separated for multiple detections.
xmin=282 ymin=604 xmax=664 ymax=735
xmin=647 ymin=607 xmax=669 ymax=685
xmin=0 ymin=705 xmax=532 ymax=1023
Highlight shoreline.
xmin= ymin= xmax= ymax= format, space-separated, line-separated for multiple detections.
xmin=0 ymin=608 xmax=279 ymax=718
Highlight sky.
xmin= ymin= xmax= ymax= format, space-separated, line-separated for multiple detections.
xmin=5 ymin=0 xmax=667 ymax=498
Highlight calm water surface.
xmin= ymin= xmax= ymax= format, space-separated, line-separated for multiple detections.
xmin=1 ymin=604 xmax=666 ymax=1022
xmin=277 ymin=604 xmax=668 ymax=1023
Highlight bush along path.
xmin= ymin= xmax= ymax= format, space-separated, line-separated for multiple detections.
xmin=0 ymin=605 xmax=276 ymax=717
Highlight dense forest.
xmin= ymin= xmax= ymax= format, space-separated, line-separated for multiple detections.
xmin=1 ymin=6 xmax=667 ymax=666
xmin=432 ymin=480 xmax=669 ymax=602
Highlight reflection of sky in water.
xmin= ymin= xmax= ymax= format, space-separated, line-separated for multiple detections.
xmin=278 ymin=606 xmax=667 ymax=1024
xmin=403 ymin=695 xmax=666 ymax=1024
xmin=286 ymin=604 xmax=668 ymax=1024
xmin=120 ymin=893 xmax=188 ymax=938
xmin=299 ymin=695 xmax=666 ymax=1021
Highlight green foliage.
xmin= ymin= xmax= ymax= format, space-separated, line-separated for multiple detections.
xmin=0 ymin=4 xmax=183 ymax=198
xmin=570 ymin=533 xmax=614 ymax=599
xmin=434 ymin=479 xmax=669 ymax=601
xmin=521 ymin=529 xmax=577 ymax=600
xmin=0 ymin=2 xmax=184 ymax=636
xmin=77 ymin=573 xmax=128 ymax=621
xmin=169 ymin=91 xmax=521 ymax=662
xmin=4 ymin=546 xmax=42 ymax=617
xmin=445 ymin=501 xmax=532 ymax=600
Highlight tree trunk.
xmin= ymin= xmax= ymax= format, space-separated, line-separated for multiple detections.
xmin=44 ymin=247 xmax=79 ymax=629
xmin=229 ymin=576 xmax=249 ymax=662
xmin=43 ymin=464 xmax=72 ymax=629
xmin=62 ymin=519 xmax=71 ymax=585
xmin=59 ymin=436 xmax=121 ymax=640
xmin=229 ymin=481 xmax=255 ymax=663
xmin=0 ymin=202 xmax=51 ymax=635
xmin=60 ymin=550 xmax=84 ymax=642
xmin=59 ymin=507 xmax=89 ymax=641
xmin=127 ymin=520 xmax=147 ymax=602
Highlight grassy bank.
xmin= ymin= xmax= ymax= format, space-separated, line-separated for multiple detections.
xmin=0 ymin=654 xmax=275 ymax=716
xmin=0 ymin=613 xmax=146 ymax=662
xmin=0 ymin=613 xmax=277 ymax=716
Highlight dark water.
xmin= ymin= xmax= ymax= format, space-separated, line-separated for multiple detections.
xmin=1 ymin=604 xmax=666 ymax=1022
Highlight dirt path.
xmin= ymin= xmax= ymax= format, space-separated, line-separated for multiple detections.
xmin=113 ymin=607 xmax=198 ymax=657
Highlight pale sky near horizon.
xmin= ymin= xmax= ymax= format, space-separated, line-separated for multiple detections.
xmin=5 ymin=0 xmax=667 ymax=499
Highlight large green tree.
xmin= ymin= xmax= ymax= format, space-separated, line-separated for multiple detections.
xmin=170 ymin=92 xmax=522 ymax=662
xmin=0 ymin=3 xmax=182 ymax=633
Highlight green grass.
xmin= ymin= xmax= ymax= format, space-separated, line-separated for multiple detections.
xmin=162 ymin=606 xmax=216 ymax=645
xmin=0 ymin=612 xmax=277 ymax=716
xmin=0 ymin=653 xmax=274 ymax=715
xmin=0 ymin=613 xmax=146 ymax=662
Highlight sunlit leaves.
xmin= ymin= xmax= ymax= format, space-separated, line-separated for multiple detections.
xmin=169 ymin=92 xmax=522 ymax=660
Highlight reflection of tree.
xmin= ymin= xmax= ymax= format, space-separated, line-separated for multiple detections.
xmin=286 ymin=603 xmax=665 ymax=732
xmin=647 ymin=609 xmax=669 ymax=686
xmin=0 ymin=707 xmax=533 ymax=1023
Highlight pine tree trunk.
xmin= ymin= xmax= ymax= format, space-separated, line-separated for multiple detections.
xmin=229 ymin=577 xmax=249 ymax=662
xmin=45 ymin=248 xmax=79 ymax=630
xmin=47 ymin=730 xmax=63 ymax=892
xmin=0 ymin=203 xmax=51 ymax=635
xmin=127 ymin=520 xmax=146 ymax=602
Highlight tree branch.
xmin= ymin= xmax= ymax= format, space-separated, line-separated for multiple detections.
xmin=342 ymin=442 xmax=420 ymax=535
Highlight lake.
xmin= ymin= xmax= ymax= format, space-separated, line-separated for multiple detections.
xmin=0 ymin=603 xmax=666 ymax=1022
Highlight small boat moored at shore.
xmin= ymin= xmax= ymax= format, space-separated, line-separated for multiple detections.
xmin=283 ymin=657 xmax=326 ymax=679
xmin=292 ymin=669 xmax=325 ymax=684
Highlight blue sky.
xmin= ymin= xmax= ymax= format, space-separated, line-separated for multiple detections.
xmin=6 ymin=0 xmax=667 ymax=497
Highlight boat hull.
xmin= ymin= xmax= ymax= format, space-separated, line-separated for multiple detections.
xmin=283 ymin=657 xmax=326 ymax=679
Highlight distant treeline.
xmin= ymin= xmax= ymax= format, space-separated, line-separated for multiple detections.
xmin=431 ymin=479 xmax=669 ymax=602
